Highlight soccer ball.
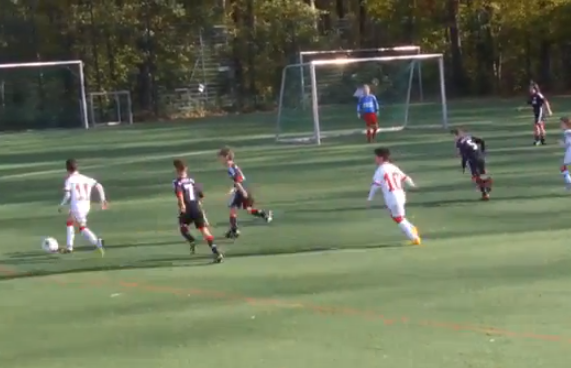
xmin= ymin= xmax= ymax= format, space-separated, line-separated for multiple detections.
xmin=42 ymin=237 xmax=59 ymax=253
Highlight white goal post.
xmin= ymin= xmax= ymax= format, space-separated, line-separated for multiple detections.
xmin=276 ymin=53 xmax=448 ymax=145
xmin=299 ymin=46 xmax=424 ymax=102
xmin=0 ymin=60 xmax=89 ymax=129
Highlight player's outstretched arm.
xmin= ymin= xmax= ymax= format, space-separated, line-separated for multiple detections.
xmin=545 ymin=99 xmax=553 ymax=115
xmin=94 ymin=183 xmax=108 ymax=209
xmin=367 ymin=182 xmax=380 ymax=201
xmin=403 ymin=176 xmax=415 ymax=188
xmin=58 ymin=190 xmax=71 ymax=212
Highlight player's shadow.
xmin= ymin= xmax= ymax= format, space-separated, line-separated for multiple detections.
xmin=0 ymin=241 xmax=405 ymax=281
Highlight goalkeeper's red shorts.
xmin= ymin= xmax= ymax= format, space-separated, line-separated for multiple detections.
xmin=362 ymin=112 xmax=378 ymax=127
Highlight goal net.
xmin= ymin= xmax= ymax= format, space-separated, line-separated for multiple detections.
xmin=298 ymin=46 xmax=424 ymax=102
xmin=0 ymin=60 xmax=88 ymax=131
xmin=276 ymin=53 xmax=448 ymax=144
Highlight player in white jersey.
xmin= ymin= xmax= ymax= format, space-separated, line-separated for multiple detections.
xmin=558 ymin=117 xmax=571 ymax=189
xmin=58 ymin=159 xmax=107 ymax=255
xmin=367 ymin=147 xmax=421 ymax=245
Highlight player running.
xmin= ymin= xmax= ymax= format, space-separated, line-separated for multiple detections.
xmin=451 ymin=128 xmax=493 ymax=200
xmin=558 ymin=117 xmax=571 ymax=189
xmin=173 ymin=159 xmax=223 ymax=263
xmin=217 ymin=147 xmax=272 ymax=239
xmin=528 ymin=83 xmax=553 ymax=146
xmin=367 ymin=147 xmax=421 ymax=245
xmin=58 ymin=159 xmax=107 ymax=255
xmin=357 ymin=84 xmax=379 ymax=143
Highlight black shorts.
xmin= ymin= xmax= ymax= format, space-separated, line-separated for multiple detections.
xmin=468 ymin=156 xmax=486 ymax=177
xmin=534 ymin=110 xmax=545 ymax=124
xmin=228 ymin=190 xmax=254 ymax=209
xmin=179 ymin=205 xmax=206 ymax=229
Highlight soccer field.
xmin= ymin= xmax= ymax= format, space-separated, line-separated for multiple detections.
xmin=1 ymin=98 xmax=571 ymax=368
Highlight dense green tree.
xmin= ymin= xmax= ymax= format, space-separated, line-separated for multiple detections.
xmin=1 ymin=0 xmax=571 ymax=125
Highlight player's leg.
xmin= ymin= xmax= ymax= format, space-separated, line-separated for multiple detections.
xmin=226 ymin=191 xmax=241 ymax=238
xmin=471 ymin=159 xmax=491 ymax=200
xmin=561 ymin=149 xmax=571 ymax=189
xmin=533 ymin=113 xmax=545 ymax=145
xmin=65 ymin=213 xmax=75 ymax=252
xmin=74 ymin=208 xmax=105 ymax=255
xmin=194 ymin=214 xmax=223 ymax=263
xmin=244 ymin=195 xmax=272 ymax=223
xmin=178 ymin=213 xmax=197 ymax=253
xmin=388 ymin=202 xmax=421 ymax=245
xmin=364 ymin=114 xmax=374 ymax=143
xmin=370 ymin=114 xmax=379 ymax=141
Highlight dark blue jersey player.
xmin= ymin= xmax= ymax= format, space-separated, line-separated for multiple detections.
xmin=217 ymin=147 xmax=273 ymax=239
xmin=451 ymin=128 xmax=493 ymax=201
xmin=528 ymin=83 xmax=553 ymax=146
xmin=172 ymin=159 xmax=222 ymax=263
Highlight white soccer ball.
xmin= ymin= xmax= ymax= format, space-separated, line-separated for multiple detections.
xmin=42 ymin=237 xmax=59 ymax=253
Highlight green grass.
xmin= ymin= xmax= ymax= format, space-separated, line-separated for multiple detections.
xmin=2 ymin=98 xmax=571 ymax=368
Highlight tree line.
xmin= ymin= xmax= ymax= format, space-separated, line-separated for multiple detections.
xmin=0 ymin=0 xmax=570 ymax=124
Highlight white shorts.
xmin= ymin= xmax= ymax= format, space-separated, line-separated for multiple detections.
xmin=386 ymin=200 xmax=405 ymax=218
xmin=70 ymin=206 xmax=90 ymax=225
xmin=564 ymin=148 xmax=571 ymax=165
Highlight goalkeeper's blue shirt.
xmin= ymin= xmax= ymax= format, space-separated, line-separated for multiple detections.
xmin=357 ymin=95 xmax=379 ymax=114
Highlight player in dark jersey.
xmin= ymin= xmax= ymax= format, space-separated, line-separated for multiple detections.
xmin=172 ymin=159 xmax=223 ymax=263
xmin=217 ymin=147 xmax=273 ymax=239
xmin=451 ymin=128 xmax=493 ymax=200
xmin=528 ymin=83 xmax=553 ymax=146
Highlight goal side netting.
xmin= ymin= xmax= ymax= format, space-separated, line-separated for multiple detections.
xmin=276 ymin=53 xmax=448 ymax=144
xmin=0 ymin=60 xmax=88 ymax=131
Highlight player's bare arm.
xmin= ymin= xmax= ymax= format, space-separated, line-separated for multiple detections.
xmin=545 ymin=99 xmax=553 ymax=116
xmin=234 ymin=182 xmax=248 ymax=198
xmin=94 ymin=183 xmax=108 ymax=209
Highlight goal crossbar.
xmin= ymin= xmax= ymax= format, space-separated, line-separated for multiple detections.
xmin=311 ymin=53 xmax=443 ymax=66
xmin=276 ymin=53 xmax=448 ymax=145
xmin=299 ymin=46 xmax=421 ymax=58
xmin=0 ymin=59 xmax=89 ymax=129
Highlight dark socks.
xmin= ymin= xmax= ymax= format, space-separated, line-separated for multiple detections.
xmin=180 ymin=227 xmax=195 ymax=243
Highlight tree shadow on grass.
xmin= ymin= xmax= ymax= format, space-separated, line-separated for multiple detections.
xmin=0 ymin=241 xmax=404 ymax=281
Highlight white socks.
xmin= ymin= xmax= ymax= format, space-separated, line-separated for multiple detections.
xmin=398 ymin=219 xmax=417 ymax=240
xmin=81 ymin=227 xmax=99 ymax=247
xmin=562 ymin=167 xmax=571 ymax=185
xmin=66 ymin=226 xmax=75 ymax=250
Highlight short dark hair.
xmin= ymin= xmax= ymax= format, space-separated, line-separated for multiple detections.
xmin=66 ymin=159 xmax=78 ymax=172
xmin=450 ymin=127 xmax=465 ymax=136
xmin=218 ymin=146 xmax=234 ymax=160
xmin=173 ymin=159 xmax=186 ymax=172
xmin=374 ymin=147 xmax=390 ymax=160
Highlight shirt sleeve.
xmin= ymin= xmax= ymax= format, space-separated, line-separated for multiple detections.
xmin=373 ymin=96 xmax=379 ymax=112
xmin=64 ymin=178 xmax=71 ymax=191
xmin=372 ymin=168 xmax=383 ymax=185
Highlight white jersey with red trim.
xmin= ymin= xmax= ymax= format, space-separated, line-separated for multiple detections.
xmin=371 ymin=162 xmax=410 ymax=204
xmin=64 ymin=172 xmax=98 ymax=209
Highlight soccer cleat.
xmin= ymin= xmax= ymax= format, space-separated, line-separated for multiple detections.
xmin=265 ymin=210 xmax=273 ymax=223
xmin=411 ymin=237 xmax=422 ymax=246
xmin=225 ymin=229 xmax=240 ymax=239
xmin=481 ymin=193 xmax=490 ymax=201
xmin=59 ymin=248 xmax=73 ymax=254
xmin=213 ymin=253 xmax=224 ymax=263
xmin=97 ymin=239 xmax=105 ymax=257
xmin=189 ymin=241 xmax=196 ymax=254
xmin=533 ymin=140 xmax=541 ymax=146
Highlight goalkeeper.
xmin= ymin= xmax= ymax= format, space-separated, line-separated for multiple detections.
xmin=357 ymin=84 xmax=379 ymax=143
